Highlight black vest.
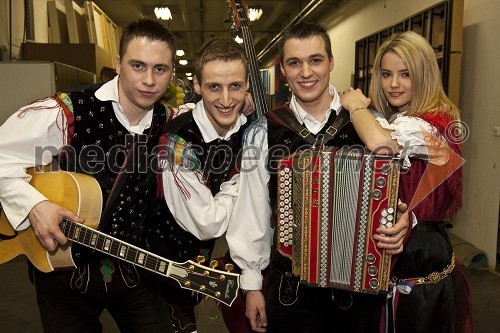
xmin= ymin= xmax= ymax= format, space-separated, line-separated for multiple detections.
xmin=58 ymin=87 xmax=169 ymax=253
xmin=145 ymin=110 xmax=248 ymax=261
xmin=266 ymin=105 xmax=362 ymax=223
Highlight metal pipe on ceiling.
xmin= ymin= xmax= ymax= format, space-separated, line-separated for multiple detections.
xmin=256 ymin=0 xmax=325 ymax=62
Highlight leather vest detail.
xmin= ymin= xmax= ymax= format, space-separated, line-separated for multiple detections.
xmin=265 ymin=105 xmax=362 ymax=223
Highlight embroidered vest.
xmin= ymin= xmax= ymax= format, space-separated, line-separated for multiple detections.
xmin=146 ymin=110 xmax=248 ymax=261
xmin=58 ymin=88 xmax=169 ymax=252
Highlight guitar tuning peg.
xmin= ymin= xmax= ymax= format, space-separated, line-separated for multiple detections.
xmin=196 ymin=255 xmax=206 ymax=265
xmin=225 ymin=263 xmax=234 ymax=272
xmin=209 ymin=259 xmax=219 ymax=269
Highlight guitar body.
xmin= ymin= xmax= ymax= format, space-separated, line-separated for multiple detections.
xmin=0 ymin=169 xmax=102 ymax=272
xmin=0 ymin=169 xmax=240 ymax=305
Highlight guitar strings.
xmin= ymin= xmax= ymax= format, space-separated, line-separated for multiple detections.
xmin=60 ymin=221 xmax=233 ymax=301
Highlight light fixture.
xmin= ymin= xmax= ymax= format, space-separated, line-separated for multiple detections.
xmin=235 ymin=35 xmax=243 ymax=44
xmin=154 ymin=7 xmax=172 ymax=20
xmin=185 ymin=72 xmax=192 ymax=76
xmin=248 ymin=8 xmax=263 ymax=21
xmin=179 ymin=59 xmax=188 ymax=65
xmin=176 ymin=50 xmax=185 ymax=57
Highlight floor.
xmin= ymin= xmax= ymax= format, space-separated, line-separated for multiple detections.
xmin=1 ymin=249 xmax=499 ymax=332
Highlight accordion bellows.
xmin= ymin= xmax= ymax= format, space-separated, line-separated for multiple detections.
xmin=277 ymin=146 xmax=400 ymax=294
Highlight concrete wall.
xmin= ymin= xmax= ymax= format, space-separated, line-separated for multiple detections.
xmin=453 ymin=0 xmax=500 ymax=269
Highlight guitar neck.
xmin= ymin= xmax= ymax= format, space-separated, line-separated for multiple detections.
xmin=60 ymin=219 xmax=174 ymax=275
xmin=59 ymin=219 xmax=240 ymax=307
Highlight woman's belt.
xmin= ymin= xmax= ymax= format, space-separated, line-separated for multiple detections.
xmin=390 ymin=252 xmax=455 ymax=286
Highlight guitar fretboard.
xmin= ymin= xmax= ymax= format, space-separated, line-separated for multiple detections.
xmin=60 ymin=220 xmax=172 ymax=276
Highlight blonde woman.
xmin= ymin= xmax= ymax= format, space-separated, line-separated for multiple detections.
xmin=340 ymin=31 xmax=472 ymax=333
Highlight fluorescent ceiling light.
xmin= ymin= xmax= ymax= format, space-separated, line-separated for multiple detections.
xmin=154 ymin=7 xmax=172 ymax=20
xmin=176 ymin=50 xmax=185 ymax=56
xmin=179 ymin=59 xmax=188 ymax=65
xmin=248 ymin=8 xmax=263 ymax=21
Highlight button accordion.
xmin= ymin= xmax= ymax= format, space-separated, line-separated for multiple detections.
xmin=276 ymin=146 xmax=400 ymax=294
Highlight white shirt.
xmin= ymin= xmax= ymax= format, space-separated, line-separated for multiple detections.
xmin=160 ymin=100 xmax=247 ymax=240
xmin=0 ymin=75 xmax=154 ymax=230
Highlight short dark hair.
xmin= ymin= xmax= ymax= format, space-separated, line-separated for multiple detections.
xmin=279 ymin=21 xmax=333 ymax=64
xmin=194 ymin=36 xmax=248 ymax=83
xmin=119 ymin=18 xmax=176 ymax=63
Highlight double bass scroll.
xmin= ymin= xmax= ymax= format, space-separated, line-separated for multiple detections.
xmin=227 ymin=0 xmax=269 ymax=118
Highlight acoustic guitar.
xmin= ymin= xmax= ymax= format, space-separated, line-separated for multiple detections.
xmin=0 ymin=168 xmax=239 ymax=306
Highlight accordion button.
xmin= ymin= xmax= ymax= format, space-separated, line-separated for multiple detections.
xmin=387 ymin=222 xmax=393 ymax=228
xmin=368 ymin=266 xmax=378 ymax=276
xmin=380 ymin=217 xmax=387 ymax=225
xmin=387 ymin=207 xmax=394 ymax=214
xmin=366 ymin=253 xmax=377 ymax=264
xmin=376 ymin=177 xmax=387 ymax=187
xmin=387 ymin=215 xmax=394 ymax=221
xmin=372 ymin=189 xmax=382 ymax=200
xmin=369 ymin=278 xmax=380 ymax=289
xmin=381 ymin=209 xmax=388 ymax=217
xmin=381 ymin=164 xmax=391 ymax=174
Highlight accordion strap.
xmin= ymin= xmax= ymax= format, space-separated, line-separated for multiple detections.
xmin=266 ymin=105 xmax=351 ymax=146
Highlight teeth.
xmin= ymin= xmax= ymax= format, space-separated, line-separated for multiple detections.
xmin=219 ymin=107 xmax=232 ymax=112
xmin=300 ymin=82 xmax=315 ymax=87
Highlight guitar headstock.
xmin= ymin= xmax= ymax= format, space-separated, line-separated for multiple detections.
xmin=166 ymin=259 xmax=240 ymax=307
xmin=226 ymin=0 xmax=250 ymax=31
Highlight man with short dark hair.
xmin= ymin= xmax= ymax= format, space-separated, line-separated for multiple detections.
xmin=227 ymin=21 xmax=410 ymax=333
xmin=147 ymin=36 xmax=255 ymax=333
xmin=0 ymin=18 xmax=177 ymax=332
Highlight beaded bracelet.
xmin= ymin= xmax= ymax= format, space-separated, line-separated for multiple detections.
xmin=349 ymin=106 xmax=368 ymax=119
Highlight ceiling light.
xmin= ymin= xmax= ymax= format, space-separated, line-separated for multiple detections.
xmin=179 ymin=59 xmax=188 ymax=65
xmin=154 ymin=7 xmax=172 ymax=20
xmin=235 ymin=36 xmax=243 ymax=44
xmin=248 ymin=8 xmax=263 ymax=21
xmin=185 ymin=72 xmax=192 ymax=76
xmin=176 ymin=50 xmax=185 ymax=56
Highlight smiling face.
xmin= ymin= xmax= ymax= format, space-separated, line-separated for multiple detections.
xmin=115 ymin=36 xmax=174 ymax=123
xmin=194 ymin=59 xmax=249 ymax=136
xmin=380 ymin=51 xmax=413 ymax=112
xmin=280 ymin=35 xmax=334 ymax=115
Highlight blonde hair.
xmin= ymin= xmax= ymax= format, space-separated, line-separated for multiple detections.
xmin=369 ymin=31 xmax=460 ymax=120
